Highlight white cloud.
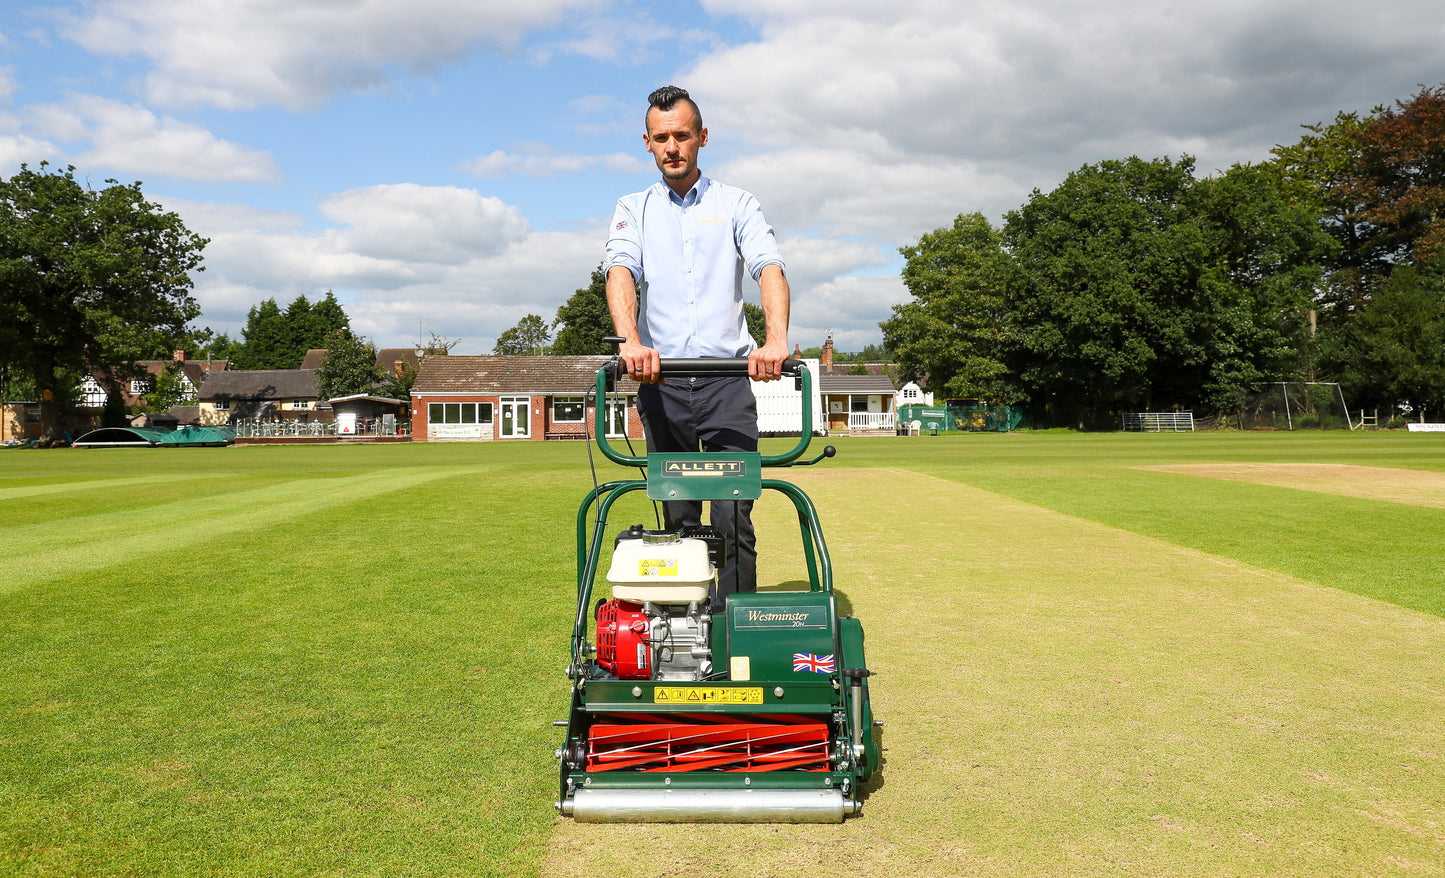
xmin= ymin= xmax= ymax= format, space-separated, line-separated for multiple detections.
xmin=30 ymin=95 xmax=279 ymax=183
xmin=173 ymin=187 xmax=604 ymax=353
xmin=682 ymin=0 xmax=1445 ymax=237
xmin=715 ymin=148 xmax=1023 ymax=243
xmin=462 ymin=145 xmax=649 ymax=178
xmin=535 ymin=14 xmax=717 ymax=65
xmin=775 ymin=236 xmax=891 ymax=291
xmin=0 ymin=132 xmax=60 ymax=171
xmin=0 ymin=91 xmax=60 ymax=170
xmin=157 ymin=197 xmax=304 ymax=235
xmin=318 ymin=183 xmax=530 ymax=266
xmin=792 ymin=274 xmax=909 ymax=355
xmin=62 ymin=0 xmax=604 ymax=111
xmin=44 ymin=0 xmax=1445 ymax=354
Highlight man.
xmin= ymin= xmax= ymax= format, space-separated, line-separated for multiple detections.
xmin=605 ymin=85 xmax=791 ymax=612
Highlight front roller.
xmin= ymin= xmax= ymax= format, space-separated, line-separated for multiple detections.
xmin=563 ymin=788 xmax=854 ymax=823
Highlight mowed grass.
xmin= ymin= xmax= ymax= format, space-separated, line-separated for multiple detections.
xmin=1 ymin=443 xmax=589 ymax=876
xmin=3 ymin=432 xmax=1444 ymax=876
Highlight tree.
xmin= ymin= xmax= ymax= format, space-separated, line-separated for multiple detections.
xmin=1187 ymin=162 xmax=1336 ymax=407
xmin=743 ymin=302 xmax=767 ymax=348
xmin=494 ymin=313 xmax=552 ymax=355
xmin=1003 ymin=157 xmax=1209 ymax=425
xmin=316 ymin=329 xmax=382 ymax=400
xmin=552 ymin=267 xmax=613 ymax=355
xmin=307 ymin=291 xmax=351 ymax=345
xmin=1270 ymin=110 xmax=1373 ymax=277
xmin=882 ymin=212 xmax=1019 ymax=402
xmin=230 ymin=299 xmax=287 ymax=369
xmin=1339 ymin=263 xmax=1445 ymax=416
xmin=377 ymin=359 xmax=418 ymax=402
xmin=1339 ymin=84 xmax=1445 ymax=268
xmin=230 ymin=291 xmax=351 ymax=369
xmin=420 ymin=330 xmax=461 ymax=355
xmin=998 ymin=156 xmax=1333 ymax=424
xmin=855 ymin=343 xmax=893 ymax=362
xmin=187 ymin=326 xmax=244 ymax=362
xmin=138 ymin=362 xmax=195 ymax=413
xmin=0 ymin=163 xmax=206 ymax=445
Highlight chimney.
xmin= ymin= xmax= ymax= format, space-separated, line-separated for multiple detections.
xmin=793 ymin=343 xmax=802 ymax=357
xmin=821 ymin=335 xmax=834 ymax=373
xmin=173 ymin=349 xmax=186 ymax=362
xmin=394 ymin=360 xmax=405 ymax=378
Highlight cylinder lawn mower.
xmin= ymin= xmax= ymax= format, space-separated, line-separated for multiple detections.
xmin=555 ymin=357 xmax=880 ymax=823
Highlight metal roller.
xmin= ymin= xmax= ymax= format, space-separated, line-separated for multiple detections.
xmin=563 ymin=789 xmax=853 ymax=823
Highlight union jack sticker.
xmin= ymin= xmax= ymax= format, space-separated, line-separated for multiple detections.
xmin=616 ymin=220 xmax=628 ymax=229
xmin=793 ymin=653 xmax=835 ymax=674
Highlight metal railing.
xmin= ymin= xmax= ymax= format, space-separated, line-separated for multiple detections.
xmin=232 ymin=419 xmax=333 ymax=438
xmin=1121 ymin=412 xmax=1195 ymax=432
xmin=231 ymin=418 xmax=411 ymax=438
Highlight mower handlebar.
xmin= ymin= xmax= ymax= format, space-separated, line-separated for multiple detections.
xmin=603 ymin=357 xmax=805 ymax=380
xmin=592 ymin=355 xmax=816 ymax=468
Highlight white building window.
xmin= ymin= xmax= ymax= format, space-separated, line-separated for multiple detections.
xmin=428 ymin=402 xmax=493 ymax=424
xmin=292 ymin=399 xmax=311 ymax=410
xmin=130 ymin=379 xmax=151 ymax=394
xmin=552 ymin=396 xmax=584 ymax=423
xmin=79 ymin=376 xmax=107 ymax=407
xmin=214 ymin=399 xmax=230 ymax=411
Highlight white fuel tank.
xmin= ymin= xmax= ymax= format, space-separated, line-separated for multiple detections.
xmin=607 ymin=532 xmax=713 ymax=604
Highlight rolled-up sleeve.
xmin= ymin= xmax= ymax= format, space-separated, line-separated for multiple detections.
xmin=733 ymin=191 xmax=785 ymax=282
xmin=604 ymin=195 xmax=643 ymax=285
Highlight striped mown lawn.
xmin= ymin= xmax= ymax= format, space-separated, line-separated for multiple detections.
xmin=3 ymin=432 xmax=1443 ymax=876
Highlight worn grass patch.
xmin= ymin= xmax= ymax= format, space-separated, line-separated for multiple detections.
xmin=1137 ymin=462 xmax=1445 ymax=508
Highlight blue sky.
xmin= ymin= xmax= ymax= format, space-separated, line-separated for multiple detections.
xmin=4 ymin=1 xmax=1442 ymax=354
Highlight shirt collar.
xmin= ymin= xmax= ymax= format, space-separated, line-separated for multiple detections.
xmin=656 ymin=173 xmax=710 ymax=206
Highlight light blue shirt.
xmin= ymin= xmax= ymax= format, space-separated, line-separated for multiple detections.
xmin=605 ymin=174 xmax=784 ymax=358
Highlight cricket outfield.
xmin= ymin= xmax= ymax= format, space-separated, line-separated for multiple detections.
xmin=3 ymin=432 xmax=1442 ymax=876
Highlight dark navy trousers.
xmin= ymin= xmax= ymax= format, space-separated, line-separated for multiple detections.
xmin=636 ymin=376 xmax=757 ymax=612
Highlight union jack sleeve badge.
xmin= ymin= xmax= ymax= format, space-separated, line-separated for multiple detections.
xmin=793 ymin=653 xmax=836 ymax=673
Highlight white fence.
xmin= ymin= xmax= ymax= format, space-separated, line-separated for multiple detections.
xmin=848 ymin=411 xmax=897 ymax=431
xmin=1122 ymin=412 xmax=1195 ymax=432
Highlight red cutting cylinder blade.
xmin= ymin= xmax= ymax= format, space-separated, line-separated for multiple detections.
xmin=585 ymin=714 xmax=831 ymax=773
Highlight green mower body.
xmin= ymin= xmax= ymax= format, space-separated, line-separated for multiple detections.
xmin=556 ymin=358 xmax=879 ymax=823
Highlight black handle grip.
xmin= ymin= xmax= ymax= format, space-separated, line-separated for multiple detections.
xmin=606 ymin=357 xmax=805 ymax=379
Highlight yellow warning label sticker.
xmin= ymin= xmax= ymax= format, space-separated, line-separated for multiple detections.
xmin=638 ymin=559 xmax=678 ymax=577
xmin=654 ymin=687 xmax=763 ymax=705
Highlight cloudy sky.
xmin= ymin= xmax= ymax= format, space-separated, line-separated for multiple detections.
xmin=3 ymin=1 xmax=1441 ymax=354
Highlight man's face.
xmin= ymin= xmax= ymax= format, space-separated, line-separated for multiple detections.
xmin=644 ymin=102 xmax=707 ymax=188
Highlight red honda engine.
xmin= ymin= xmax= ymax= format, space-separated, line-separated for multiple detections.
xmin=596 ymin=599 xmax=650 ymax=679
